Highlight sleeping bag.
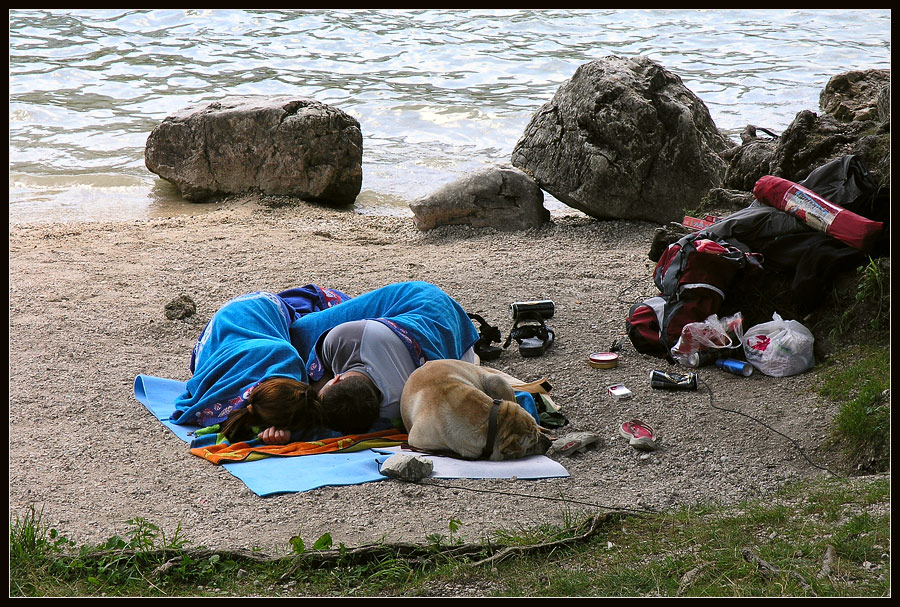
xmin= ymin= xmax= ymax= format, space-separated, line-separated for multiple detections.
xmin=753 ymin=175 xmax=884 ymax=252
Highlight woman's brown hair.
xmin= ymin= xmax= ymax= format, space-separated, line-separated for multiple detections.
xmin=220 ymin=376 xmax=323 ymax=442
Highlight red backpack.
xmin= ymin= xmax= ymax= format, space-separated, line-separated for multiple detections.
xmin=626 ymin=233 xmax=762 ymax=359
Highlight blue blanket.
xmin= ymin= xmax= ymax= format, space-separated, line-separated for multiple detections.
xmin=137 ymin=374 xmax=393 ymax=496
xmin=140 ymin=282 xmax=559 ymax=496
xmin=171 ymin=292 xmax=308 ymax=427
xmin=172 ymin=282 xmax=476 ymax=428
xmin=289 ymin=281 xmax=480 ymax=382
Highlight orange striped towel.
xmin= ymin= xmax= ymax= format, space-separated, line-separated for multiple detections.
xmin=190 ymin=429 xmax=409 ymax=465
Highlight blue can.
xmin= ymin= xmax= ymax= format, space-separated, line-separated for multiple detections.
xmin=715 ymin=358 xmax=753 ymax=377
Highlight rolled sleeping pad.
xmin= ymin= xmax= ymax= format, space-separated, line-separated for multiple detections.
xmin=753 ymin=175 xmax=883 ymax=252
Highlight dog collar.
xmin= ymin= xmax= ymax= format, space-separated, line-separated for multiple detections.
xmin=481 ymin=399 xmax=501 ymax=459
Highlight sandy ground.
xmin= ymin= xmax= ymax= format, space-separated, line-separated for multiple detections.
xmin=9 ymin=197 xmax=847 ymax=555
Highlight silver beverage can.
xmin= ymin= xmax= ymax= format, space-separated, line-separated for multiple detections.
xmin=649 ymin=369 xmax=698 ymax=390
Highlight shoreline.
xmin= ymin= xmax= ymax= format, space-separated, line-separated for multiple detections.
xmin=8 ymin=186 xmax=590 ymax=227
xmin=9 ymin=197 xmax=845 ymax=553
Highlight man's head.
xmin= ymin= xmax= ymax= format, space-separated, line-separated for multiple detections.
xmin=318 ymin=372 xmax=380 ymax=435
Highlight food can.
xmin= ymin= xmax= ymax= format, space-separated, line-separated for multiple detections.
xmin=509 ymin=300 xmax=555 ymax=320
xmin=649 ymin=369 xmax=698 ymax=390
xmin=589 ymin=352 xmax=619 ymax=369
xmin=684 ymin=350 xmax=718 ymax=368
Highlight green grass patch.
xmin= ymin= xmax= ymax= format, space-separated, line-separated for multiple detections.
xmin=816 ymin=344 xmax=890 ymax=472
xmin=11 ymin=475 xmax=890 ymax=597
xmin=819 ymin=256 xmax=890 ymax=345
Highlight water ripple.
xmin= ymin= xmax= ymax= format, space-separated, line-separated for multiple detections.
xmin=9 ymin=8 xmax=891 ymax=223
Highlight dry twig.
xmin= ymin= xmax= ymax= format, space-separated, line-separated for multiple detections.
xmin=741 ymin=547 xmax=816 ymax=596
xmin=817 ymin=545 xmax=835 ymax=580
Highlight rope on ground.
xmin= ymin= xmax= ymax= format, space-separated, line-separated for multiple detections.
xmin=700 ymin=377 xmax=843 ymax=478
xmin=420 ymin=480 xmax=660 ymax=515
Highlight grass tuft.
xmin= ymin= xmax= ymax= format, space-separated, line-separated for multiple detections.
xmin=10 ymin=475 xmax=890 ymax=597
xmin=817 ymin=344 xmax=890 ymax=473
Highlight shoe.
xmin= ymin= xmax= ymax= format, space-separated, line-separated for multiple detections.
xmin=468 ymin=313 xmax=503 ymax=361
xmin=503 ymin=313 xmax=555 ymax=357
xmin=551 ymin=432 xmax=601 ymax=456
xmin=619 ymin=420 xmax=658 ymax=451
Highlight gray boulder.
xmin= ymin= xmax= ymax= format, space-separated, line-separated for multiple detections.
xmin=512 ymin=55 xmax=733 ymax=223
xmin=819 ymin=68 xmax=890 ymax=123
xmin=722 ymin=126 xmax=778 ymax=191
xmin=145 ymin=96 xmax=363 ymax=204
xmin=379 ymin=453 xmax=434 ymax=482
xmin=769 ymin=110 xmax=890 ymax=190
xmin=409 ymin=165 xmax=550 ymax=231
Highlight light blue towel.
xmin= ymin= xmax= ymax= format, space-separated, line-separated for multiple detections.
xmin=134 ymin=374 xmax=568 ymax=496
xmin=136 ymin=374 xmax=392 ymax=496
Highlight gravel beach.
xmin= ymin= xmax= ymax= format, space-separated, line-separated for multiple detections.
xmin=8 ymin=197 xmax=844 ymax=555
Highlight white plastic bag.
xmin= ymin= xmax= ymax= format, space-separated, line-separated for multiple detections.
xmin=742 ymin=312 xmax=815 ymax=377
xmin=670 ymin=313 xmax=744 ymax=367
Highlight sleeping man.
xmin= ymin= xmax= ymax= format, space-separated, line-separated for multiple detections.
xmin=289 ymin=281 xmax=480 ymax=432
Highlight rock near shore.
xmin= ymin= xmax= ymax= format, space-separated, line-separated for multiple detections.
xmin=145 ymin=96 xmax=363 ymax=204
xmin=409 ymin=165 xmax=550 ymax=231
xmin=722 ymin=68 xmax=891 ymax=196
xmin=511 ymin=55 xmax=733 ymax=223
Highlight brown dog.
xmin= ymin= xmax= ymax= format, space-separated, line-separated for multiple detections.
xmin=400 ymin=359 xmax=552 ymax=461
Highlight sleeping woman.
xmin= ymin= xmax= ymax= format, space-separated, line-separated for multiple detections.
xmin=169 ymin=291 xmax=340 ymax=445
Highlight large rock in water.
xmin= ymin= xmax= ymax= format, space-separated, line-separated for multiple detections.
xmin=512 ymin=56 xmax=732 ymax=223
xmin=145 ymin=96 xmax=363 ymax=204
xmin=819 ymin=68 xmax=891 ymax=123
xmin=409 ymin=165 xmax=550 ymax=231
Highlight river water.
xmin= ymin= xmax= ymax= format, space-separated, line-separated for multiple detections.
xmin=9 ymin=9 xmax=891 ymax=224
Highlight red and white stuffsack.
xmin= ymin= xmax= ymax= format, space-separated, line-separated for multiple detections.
xmin=753 ymin=175 xmax=884 ymax=252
